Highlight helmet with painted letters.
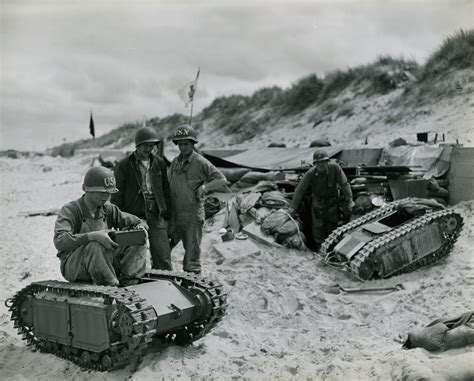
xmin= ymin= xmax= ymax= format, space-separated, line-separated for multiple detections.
xmin=82 ymin=166 xmax=118 ymax=193
xmin=313 ymin=150 xmax=330 ymax=163
xmin=171 ymin=124 xmax=198 ymax=144
xmin=135 ymin=126 xmax=160 ymax=147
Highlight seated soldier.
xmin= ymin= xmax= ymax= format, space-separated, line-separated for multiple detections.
xmin=54 ymin=166 xmax=148 ymax=286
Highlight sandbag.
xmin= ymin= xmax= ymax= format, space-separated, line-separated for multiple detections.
xmin=260 ymin=191 xmax=289 ymax=209
xmin=238 ymin=171 xmax=285 ymax=185
xmin=219 ymin=167 xmax=250 ymax=183
xmin=404 ymin=311 xmax=474 ymax=352
xmin=389 ymin=137 xmax=407 ymax=147
xmin=238 ymin=192 xmax=262 ymax=214
xmin=281 ymin=231 xmax=306 ymax=249
xmin=239 ymin=171 xmax=271 ymax=185
xmin=261 ymin=209 xmax=290 ymax=235
xmin=248 ymin=181 xmax=278 ymax=193
xmin=248 ymin=207 xmax=274 ymax=224
xmin=309 ymin=139 xmax=331 ymax=147
xmin=353 ymin=195 xmax=374 ymax=215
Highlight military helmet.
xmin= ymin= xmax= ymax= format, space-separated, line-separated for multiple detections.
xmin=313 ymin=150 xmax=330 ymax=162
xmin=82 ymin=166 xmax=118 ymax=193
xmin=135 ymin=126 xmax=160 ymax=147
xmin=171 ymin=124 xmax=198 ymax=144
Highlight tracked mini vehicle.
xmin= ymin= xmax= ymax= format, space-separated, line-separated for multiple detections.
xmin=319 ymin=198 xmax=463 ymax=280
xmin=6 ymin=270 xmax=227 ymax=371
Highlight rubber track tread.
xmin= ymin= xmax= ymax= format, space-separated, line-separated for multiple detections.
xmin=349 ymin=208 xmax=463 ymax=280
xmin=319 ymin=198 xmax=409 ymax=257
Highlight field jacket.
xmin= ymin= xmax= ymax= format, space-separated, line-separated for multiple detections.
xmin=54 ymin=196 xmax=141 ymax=257
xmin=111 ymin=152 xmax=171 ymax=220
xmin=290 ymin=162 xmax=352 ymax=210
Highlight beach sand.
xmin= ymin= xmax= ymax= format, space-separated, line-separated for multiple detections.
xmin=0 ymin=154 xmax=473 ymax=380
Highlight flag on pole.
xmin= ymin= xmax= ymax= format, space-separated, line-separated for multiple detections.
xmin=178 ymin=68 xmax=200 ymax=107
xmin=89 ymin=112 xmax=95 ymax=139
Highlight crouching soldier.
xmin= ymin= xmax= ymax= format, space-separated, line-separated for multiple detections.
xmin=54 ymin=166 xmax=148 ymax=286
xmin=288 ymin=150 xmax=354 ymax=252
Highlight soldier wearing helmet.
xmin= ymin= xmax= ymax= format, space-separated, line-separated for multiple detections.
xmin=288 ymin=150 xmax=354 ymax=252
xmin=111 ymin=126 xmax=172 ymax=270
xmin=53 ymin=166 xmax=148 ymax=286
xmin=168 ymin=124 xmax=226 ymax=274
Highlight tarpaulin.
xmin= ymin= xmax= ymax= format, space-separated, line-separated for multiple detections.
xmin=334 ymin=148 xmax=382 ymax=166
xmin=449 ymin=147 xmax=474 ymax=204
xmin=204 ymin=147 xmax=343 ymax=171
xmin=378 ymin=146 xmax=452 ymax=178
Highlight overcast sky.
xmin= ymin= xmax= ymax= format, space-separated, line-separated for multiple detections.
xmin=1 ymin=0 xmax=473 ymax=151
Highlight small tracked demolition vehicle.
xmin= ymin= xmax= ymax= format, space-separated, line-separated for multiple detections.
xmin=6 ymin=270 xmax=227 ymax=371
xmin=319 ymin=198 xmax=463 ymax=280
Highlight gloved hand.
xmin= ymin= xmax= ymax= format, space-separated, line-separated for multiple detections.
xmin=88 ymin=230 xmax=119 ymax=250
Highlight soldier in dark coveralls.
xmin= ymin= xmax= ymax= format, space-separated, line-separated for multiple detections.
xmin=111 ymin=126 xmax=172 ymax=270
xmin=288 ymin=150 xmax=354 ymax=251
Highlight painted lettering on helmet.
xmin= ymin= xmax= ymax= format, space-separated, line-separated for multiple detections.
xmin=104 ymin=176 xmax=116 ymax=187
xmin=175 ymin=128 xmax=189 ymax=137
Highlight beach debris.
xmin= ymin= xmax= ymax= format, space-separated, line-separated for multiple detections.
xmin=325 ymin=283 xmax=403 ymax=295
xmin=204 ymin=196 xmax=224 ymax=219
xmin=235 ymin=232 xmax=248 ymax=240
xmin=221 ymin=228 xmax=235 ymax=242
xmin=19 ymin=271 xmax=31 ymax=281
xmin=403 ymin=311 xmax=474 ymax=351
xmin=18 ymin=208 xmax=59 ymax=217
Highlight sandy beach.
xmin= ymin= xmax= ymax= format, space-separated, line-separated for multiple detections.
xmin=0 ymin=154 xmax=472 ymax=380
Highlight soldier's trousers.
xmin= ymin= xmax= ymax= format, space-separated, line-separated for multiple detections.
xmin=312 ymin=204 xmax=340 ymax=249
xmin=169 ymin=214 xmax=203 ymax=274
xmin=60 ymin=241 xmax=147 ymax=286
xmin=147 ymin=213 xmax=172 ymax=270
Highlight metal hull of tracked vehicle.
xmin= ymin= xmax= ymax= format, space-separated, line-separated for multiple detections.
xmin=319 ymin=198 xmax=463 ymax=280
xmin=7 ymin=270 xmax=227 ymax=371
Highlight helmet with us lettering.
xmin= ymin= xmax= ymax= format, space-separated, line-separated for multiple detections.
xmin=82 ymin=166 xmax=118 ymax=193
xmin=135 ymin=126 xmax=160 ymax=147
xmin=171 ymin=124 xmax=198 ymax=144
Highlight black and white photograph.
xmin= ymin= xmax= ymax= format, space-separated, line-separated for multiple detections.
xmin=1 ymin=0 xmax=473 ymax=380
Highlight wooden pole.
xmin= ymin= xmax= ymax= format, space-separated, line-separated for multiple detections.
xmin=189 ymin=101 xmax=194 ymax=125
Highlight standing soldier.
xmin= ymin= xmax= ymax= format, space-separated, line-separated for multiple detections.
xmin=169 ymin=124 xmax=226 ymax=274
xmin=54 ymin=166 xmax=148 ymax=286
xmin=111 ymin=126 xmax=172 ymax=270
xmin=289 ymin=150 xmax=354 ymax=252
